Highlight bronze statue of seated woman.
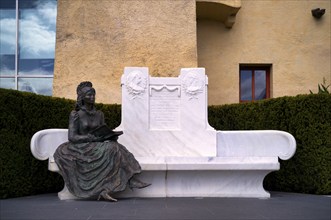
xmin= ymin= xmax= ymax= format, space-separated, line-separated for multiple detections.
xmin=54 ymin=81 xmax=150 ymax=201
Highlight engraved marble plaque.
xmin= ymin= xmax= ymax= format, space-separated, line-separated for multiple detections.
xmin=149 ymin=86 xmax=180 ymax=130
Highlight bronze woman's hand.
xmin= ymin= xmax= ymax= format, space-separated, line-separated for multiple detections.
xmin=89 ymin=134 xmax=106 ymax=142
xmin=87 ymin=133 xmax=99 ymax=142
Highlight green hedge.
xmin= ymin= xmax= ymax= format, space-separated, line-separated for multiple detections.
xmin=0 ymin=88 xmax=330 ymax=198
xmin=209 ymin=94 xmax=331 ymax=195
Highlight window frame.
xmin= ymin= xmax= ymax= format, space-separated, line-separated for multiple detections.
xmin=239 ymin=65 xmax=271 ymax=103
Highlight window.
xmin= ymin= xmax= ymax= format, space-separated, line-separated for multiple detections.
xmin=0 ymin=0 xmax=57 ymax=96
xmin=240 ymin=65 xmax=271 ymax=102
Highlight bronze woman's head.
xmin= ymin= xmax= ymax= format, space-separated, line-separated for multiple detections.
xmin=76 ymin=81 xmax=96 ymax=110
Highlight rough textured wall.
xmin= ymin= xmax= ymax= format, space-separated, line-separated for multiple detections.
xmin=197 ymin=0 xmax=241 ymax=8
xmin=53 ymin=0 xmax=197 ymax=104
xmin=198 ymin=0 xmax=330 ymax=105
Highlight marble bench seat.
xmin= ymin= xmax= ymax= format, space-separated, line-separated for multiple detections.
xmin=31 ymin=128 xmax=295 ymax=199
xmin=138 ymin=156 xmax=280 ymax=170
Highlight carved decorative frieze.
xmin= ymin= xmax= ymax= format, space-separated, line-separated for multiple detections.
xmin=182 ymin=71 xmax=205 ymax=100
xmin=125 ymin=70 xmax=147 ymax=99
xmin=150 ymin=85 xmax=181 ymax=97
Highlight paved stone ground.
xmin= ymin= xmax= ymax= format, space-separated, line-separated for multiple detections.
xmin=1 ymin=192 xmax=330 ymax=220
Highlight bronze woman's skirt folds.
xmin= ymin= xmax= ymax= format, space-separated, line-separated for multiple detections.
xmin=54 ymin=141 xmax=141 ymax=198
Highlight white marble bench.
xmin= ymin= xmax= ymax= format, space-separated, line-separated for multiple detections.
xmin=31 ymin=128 xmax=296 ymax=199
xmin=31 ymin=68 xmax=296 ymax=199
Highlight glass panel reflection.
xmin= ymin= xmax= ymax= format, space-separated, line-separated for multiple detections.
xmin=19 ymin=59 xmax=54 ymax=75
xmin=18 ymin=78 xmax=53 ymax=96
xmin=0 ymin=3 xmax=16 ymax=76
xmin=254 ymin=70 xmax=266 ymax=100
xmin=18 ymin=0 xmax=57 ymax=75
xmin=0 ymin=77 xmax=15 ymax=90
xmin=240 ymin=70 xmax=252 ymax=101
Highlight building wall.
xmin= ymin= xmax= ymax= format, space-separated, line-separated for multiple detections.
xmin=53 ymin=0 xmax=330 ymax=105
xmin=198 ymin=0 xmax=330 ymax=105
xmin=53 ymin=0 xmax=197 ymax=103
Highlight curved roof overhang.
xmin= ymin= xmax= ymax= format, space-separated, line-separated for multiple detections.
xmin=196 ymin=0 xmax=241 ymax=28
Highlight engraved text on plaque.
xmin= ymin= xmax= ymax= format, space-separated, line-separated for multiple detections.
xmin=150 ymin=86 xmax=180 ymax=130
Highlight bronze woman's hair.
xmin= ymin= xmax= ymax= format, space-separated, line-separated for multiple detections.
xmin=75 ymin=81 xmax=95 ymax=110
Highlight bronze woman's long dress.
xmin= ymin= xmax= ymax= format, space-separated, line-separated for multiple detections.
xmin=54 ymin=110 xmax=141 ymax=198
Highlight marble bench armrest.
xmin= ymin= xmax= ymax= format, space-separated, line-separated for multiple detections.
xmin=217 ymin=130 xmax=296 ymax=160
xmin=31 ymin=129 xmax=68 ymax=161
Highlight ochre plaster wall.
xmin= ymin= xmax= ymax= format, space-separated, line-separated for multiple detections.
xmin=198 ymin=0 xmax=330 ymax=105
xmin=53 ymin=0 xmax=330 ymax=105
xmin=53 ymin=0 xmax=197 ymax=104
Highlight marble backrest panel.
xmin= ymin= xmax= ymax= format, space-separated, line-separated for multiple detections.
xmin=116 ymin=67 xmax=216 ymax=157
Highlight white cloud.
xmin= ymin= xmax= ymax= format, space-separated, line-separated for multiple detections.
xmin=19 ymin=18 xmax=56 ymax=58
xmin=19 ymin=1 xmax=57 ymax=58
xmin=0 ymin=0 xmax=57 ymax=58
xmin=0 ymin=18 xmax=16 ymax=54
xmin=36 ymin=0 xmax=57 ymax=25
xmin=19 ymin=68 xmax=53 ymax=76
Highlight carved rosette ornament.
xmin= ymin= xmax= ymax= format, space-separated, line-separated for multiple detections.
xmin=182 ymin=71 xmax=204 ymax=100
xmin=125 ymin=70 xmax=147 ymax=99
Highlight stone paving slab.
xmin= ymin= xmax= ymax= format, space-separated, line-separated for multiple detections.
xmin=1 ymin=192 xmax=330 ymax=220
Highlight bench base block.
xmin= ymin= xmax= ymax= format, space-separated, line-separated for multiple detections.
xmin=58 ymin=170 xmax=274 ymax=200
xmin=117 ymin=170 xmax=273 ymax=198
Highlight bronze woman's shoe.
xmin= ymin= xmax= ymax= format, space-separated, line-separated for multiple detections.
xmin=129 ymin=177 xmax=151 ymax=190
xmin=98 ymin=190 xmax=117 ymax=202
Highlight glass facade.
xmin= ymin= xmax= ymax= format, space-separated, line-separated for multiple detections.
xmin=0 ymin=0 xmax=57 ymax=96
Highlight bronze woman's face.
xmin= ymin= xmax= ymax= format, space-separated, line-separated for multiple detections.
xmin=83 ymin=90 xmax=95 ymax=105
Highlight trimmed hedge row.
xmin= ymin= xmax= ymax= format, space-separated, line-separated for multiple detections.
xmin=209 ymin=94 xmax=331 ymax=195
xmin=0 ymin=88 xmax=330 ymax=198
